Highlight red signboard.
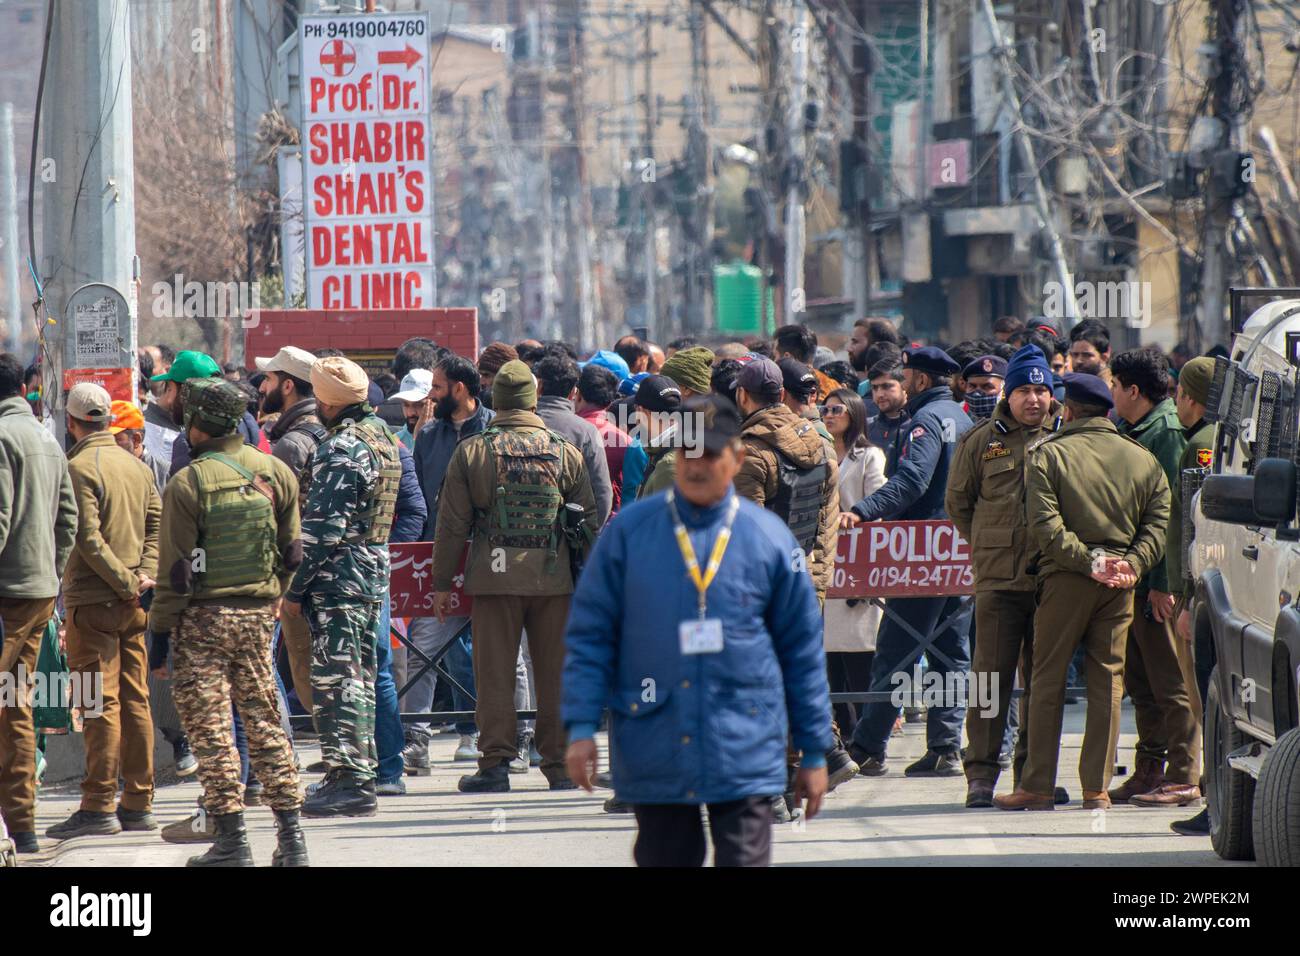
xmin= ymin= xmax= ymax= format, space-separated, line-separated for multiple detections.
xmin=828 ymin=520 xmax=973 ymax=599
xmin=244 ymin=307 xmax=478 ymax=369
xmin=63 ymin=366 xmax=135 ymax=404
xmin=389 ymin=541 xmax=472 ymax=617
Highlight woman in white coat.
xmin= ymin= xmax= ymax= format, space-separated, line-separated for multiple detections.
xmin=822 ymin=387 xmax=887 ymax=736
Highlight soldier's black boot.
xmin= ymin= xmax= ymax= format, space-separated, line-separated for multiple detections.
xmin=186 ymin=812 xmax=253 ymax=867
xmin=271 ymin=809 xmax=310 ymax=867
xmin=457 ymin=763 xmax=510 ymax=793
xmin=301 ymin=777 xmax=378 ymax=818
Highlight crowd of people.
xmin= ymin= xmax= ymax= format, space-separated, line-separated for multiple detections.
xmin=0 ymin=311 xmax=1218 ymax=866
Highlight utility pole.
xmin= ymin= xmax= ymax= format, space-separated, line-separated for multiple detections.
xmin=685 ymin=0 xmax=714 ymax=334
xmin=784 ymin=1 xmax=808 ymax=322
xmin=40 ymin=0 xmax=138 ymax=435
xmin=849 ymin=1 xmax=875 ymax=318
xmin=1 ymin=103 xmax=21 ymax=354
xmin=540 ymin=0 xmax=557 ymax=337
xmin=1195 ymin=0 xmax=1242 ymax=350
xmin=977 ymin=0 xmax=1076 ymax=323
xmin=641 ymin=12 xmax=657 ymax=343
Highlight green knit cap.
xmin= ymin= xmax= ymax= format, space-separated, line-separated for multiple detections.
xmin=659 ymin=346 xmax=715 ymax=393
xmin=492 ymin=359 xmax=538 ymax=411
xmin=1178 ymin=356 xmax=1215 ymax=406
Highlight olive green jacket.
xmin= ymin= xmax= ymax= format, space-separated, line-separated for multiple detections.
xmin=431 ymin=408 xmax=597 ymax=596
xmin=149 ymin=433 xmax=302 ymax=632
xmin=945 ymin=398 xmax=1062 ymax=592
xmin=636 ymin=443 xmax=677 ymax=499
xmin=1168 ymin=418 xmax=1214 ymax=600
xmin=1118 ymin=398 xmax=1185 ymax=594
xmin=63 ymin=432 xmax=161 ymax=607
xmin=1025 ymin=416 xmax=1170 ymax=581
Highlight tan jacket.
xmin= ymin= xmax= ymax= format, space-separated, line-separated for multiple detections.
xmin=734 ymin=402 xmax=840 ymax=598
xmin=945 ymin=398 xmax=1062 ymax=592
xmin=63 ymin=431 xmax=162 ymax=608
xmin=432 ymin=408 xmax=597 ymax=596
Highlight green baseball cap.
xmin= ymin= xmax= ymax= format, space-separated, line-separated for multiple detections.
xmin=151 ymin=350 xmax=221 ymax=383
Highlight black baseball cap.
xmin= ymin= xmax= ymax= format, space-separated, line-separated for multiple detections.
xmin=634 ymin=374 xmax=682 ymax=412
xmin=736 ymin=356 xmax=783 ymax=401
xmin=777 ymin=357 xmax=818 ymax=402
xmin=683 ymin=394 xmax=743 ymax=453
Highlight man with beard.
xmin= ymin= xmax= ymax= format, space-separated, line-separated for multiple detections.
xmin=255 ymin=347 xmax=327 ymax=724
xmin=847 ymin=318 xmax=901 ymax=376
xmin=405 ymin=354 xmax=495 ymax=772
xmin=390 ymin=368 xmax=434 ymax=449
xmin=1067 ymin=319 xmax=1112 ymax=383
xmin=154 ymin=351 xmax=268 ymax=476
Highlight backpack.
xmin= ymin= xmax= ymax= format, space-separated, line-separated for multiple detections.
xmin=769 ymin=450 xmax=829 ymax=555
xmin=477 ymin=426 xmax=566 ymax=557
xmin=191 ymin=451 xmax=279 ymax=590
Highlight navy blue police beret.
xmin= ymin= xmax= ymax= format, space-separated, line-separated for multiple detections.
xmin=902 ymin=345 xmax=961 ymax=377
xmin=962 ymin=354 xmax=1008 ymax=380
xmin=1062 ymin=372 xmax=1114 ymax=410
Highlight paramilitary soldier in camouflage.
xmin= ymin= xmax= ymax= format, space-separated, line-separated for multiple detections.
xmin=996 ymin=373 xmax=1169 ymax=812
xmin=147 ymin=378 xmax=307 ymax=867
xmin=945 ymin=345 xmax=1061 ymax=808
xmin=285 ymin=356 xmax=402 ymax=818
xmin=431 ymin=359 xmax=597 ymax=794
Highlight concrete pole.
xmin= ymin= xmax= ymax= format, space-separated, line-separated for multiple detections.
xmin=784 ymin=1 xmax=808 ymax=321
xmin=40 ymin=0 xmax=138 ymax=431
xmin=0 ymin=103 xmax=21 ymax=354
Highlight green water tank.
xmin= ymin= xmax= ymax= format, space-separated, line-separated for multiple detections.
xmin=714 ymin=262 xmax=771 ymax=336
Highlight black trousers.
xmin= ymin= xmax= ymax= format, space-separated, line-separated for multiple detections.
xmin=632 ymin=797 xmax=774 ymax=867
xmin=827 ymin=651 xmax=875 ymax=738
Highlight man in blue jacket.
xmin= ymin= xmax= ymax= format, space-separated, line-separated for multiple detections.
xmin=563 ymin=395 xmax=831 ymax=867
xmin=843 ymin=346 xmax=974 ymax=778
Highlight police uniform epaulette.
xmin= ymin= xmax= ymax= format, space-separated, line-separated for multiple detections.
xmin=993 ymin=419 xmax=1009 ymax=434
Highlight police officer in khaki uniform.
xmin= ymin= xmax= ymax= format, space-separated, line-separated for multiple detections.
xmin=996 ymin=374 xmax=1169 ymax=811
xmin=430 ymin=360 xmax=598 ymax=794
xmin=946 ymin=346 xmax=1060 ymax=808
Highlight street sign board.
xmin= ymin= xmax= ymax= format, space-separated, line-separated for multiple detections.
xmin=829 ymin=520 xmax=974 ymax=599
xmin=299 ymin=11 xmax=436 ymax=310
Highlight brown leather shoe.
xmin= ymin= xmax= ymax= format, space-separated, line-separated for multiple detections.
xmin=1128 ymin=783 xmax=1202 ymax=807
xmin=1107 ymin=757 xmax=1166 ymax=803
xmin=1082 ymin=790 xmax=1111 ymax=810
xmin=965 ymin=780 xmax=995 ymax=808
xmin=992 ymin=788 xmax=1055 ymax=811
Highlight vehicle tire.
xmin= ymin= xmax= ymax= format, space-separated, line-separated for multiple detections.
xmin=1253 ymin=726 xmax=1300 ymax=866
xmin=1205 ymin=665 xmax=1255 ymax=861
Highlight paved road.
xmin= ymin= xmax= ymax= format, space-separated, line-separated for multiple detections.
xmin=24 ymin=701 xmax=1235 ymax=867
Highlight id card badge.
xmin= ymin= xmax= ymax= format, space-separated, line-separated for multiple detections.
xmin=679 ymin=618 xmax=724 ymax=655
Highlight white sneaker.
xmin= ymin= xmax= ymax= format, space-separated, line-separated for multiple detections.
xmin=454 ymin=734 xmax=481 ymax=761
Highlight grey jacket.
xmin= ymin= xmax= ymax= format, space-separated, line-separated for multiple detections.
xmin=412 ymin=402 xmax=494 ymax=539
xmin=267 ymin=397 xmax=325 ymax=477
xmin=0 ymin=396 xmax=78 ymax=598
xmin=537 ymin=395 xmax=612 ymax=527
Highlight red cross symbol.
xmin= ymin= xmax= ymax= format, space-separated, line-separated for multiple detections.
xmin=319 ymin=39 xmax=356 ymax=77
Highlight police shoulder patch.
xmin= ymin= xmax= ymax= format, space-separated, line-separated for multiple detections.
xmin=909 ymin=426 xmax=927 ymax=441
xmin=982 ymin=439 xmax=1012 ymax=461
xmin=1196 ymin=447 xmax=1213 ymax=468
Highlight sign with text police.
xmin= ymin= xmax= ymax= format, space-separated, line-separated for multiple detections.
xmin=829 ymin=520 xmax=974 ymax=599
xmin=299 ymin=11 xmax=436 ymax=310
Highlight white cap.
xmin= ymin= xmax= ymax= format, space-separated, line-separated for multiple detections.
xmin=254 ymin=345 xmax=316 ymax=382
xmin=67 ymin=382 xmax=112 ymax=421
xmin=391 ymin=368 xmax=433 ymax=403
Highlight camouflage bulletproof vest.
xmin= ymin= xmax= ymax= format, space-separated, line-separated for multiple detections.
xmin=191 ymin=452 xmax=279 ymax=590
xmin=768 ymin=450 xmax=828 ymax=555
xmin=478 ymin=426 xmax=565 ymax=553
xmin=347 ymin=419 xmax=402 ymax=545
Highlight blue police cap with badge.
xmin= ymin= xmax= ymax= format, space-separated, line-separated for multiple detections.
xmin=902 ymin=345 xmax=961 ymax=377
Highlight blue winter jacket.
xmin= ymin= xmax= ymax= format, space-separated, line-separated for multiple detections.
xmin=562 ymin=486 xmax=832 ymax=804
xmin=851 ymin=386 xmax=972 ymax=522
xmin=390 ymin=441 xmax=427 ymax=544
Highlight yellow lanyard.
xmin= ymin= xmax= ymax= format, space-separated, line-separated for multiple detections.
xmin=667 ymin=489 xmax=739 ymax=618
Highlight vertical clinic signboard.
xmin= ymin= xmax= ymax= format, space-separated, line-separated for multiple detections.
xmin=299 ymin=12 xmax=436 ymax=310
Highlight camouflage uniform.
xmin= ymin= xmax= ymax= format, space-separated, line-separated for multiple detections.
xmin=148 ymin=379 xmax=304 ymax=816
xmin=287 ymin=404 xmax=400 ymax=783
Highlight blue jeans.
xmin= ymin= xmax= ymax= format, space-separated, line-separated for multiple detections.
xmin=374 ymin=595 xmax=405 ymax=783
xmin=850 ymin=595 xmax=972 ymax=759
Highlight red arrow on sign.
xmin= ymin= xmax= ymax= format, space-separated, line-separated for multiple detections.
xmin=378 ymin=44 xmax=422 ymax=70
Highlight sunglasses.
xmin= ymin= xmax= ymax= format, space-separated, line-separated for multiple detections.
xmin=820 ymin=404 xmax=847 ymax=416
